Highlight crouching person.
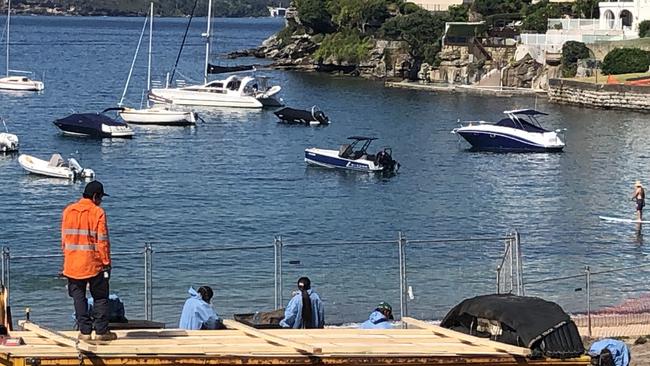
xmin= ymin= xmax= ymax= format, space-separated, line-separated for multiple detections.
xmin=179 ymin=286 xmax=225 ymax=330
xmin=360 ymin=302 xmax=394 ymax=329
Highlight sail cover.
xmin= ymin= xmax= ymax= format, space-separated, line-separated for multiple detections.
xmin=207 ymin=63 xmax=254 ymax=74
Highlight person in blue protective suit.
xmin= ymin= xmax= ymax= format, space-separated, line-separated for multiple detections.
xmin=359 ymin=302 xmax=394 ymax=329
xmin=179 ymin=286 xmax=224 ymax=330
xmin=280 ymin=277 xmax=324 ymax=329
xmin=588 ymin=338 xmax=630 ymax=366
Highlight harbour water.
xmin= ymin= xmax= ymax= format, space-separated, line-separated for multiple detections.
xmin=1 ymin=15 xmax=650 ymax=328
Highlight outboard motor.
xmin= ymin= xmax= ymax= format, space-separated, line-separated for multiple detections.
xmin=314 ymin=111 xmax=329 ymax=125
xmin=375 ymin=148 xmax=398 ymax=173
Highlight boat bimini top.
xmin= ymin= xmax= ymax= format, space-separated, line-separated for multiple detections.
xmin=339 ymin=137 xmax=378 ymax=159
xmin=498 ymin=109 xmax=550 ymax=133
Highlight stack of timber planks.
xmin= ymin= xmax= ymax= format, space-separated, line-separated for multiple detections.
xmin=0 ymin=319 xmax=590 ymax=366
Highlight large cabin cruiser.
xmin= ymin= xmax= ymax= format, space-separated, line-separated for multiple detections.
xmin=451 ymin=109 xmax=565 ymax=152
xmin=149 ymin=75 xmax=282 ymax=108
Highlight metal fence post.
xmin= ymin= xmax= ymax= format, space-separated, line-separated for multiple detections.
xmin=278 ymin=235 xmax=283 ymax=307
xmin=514 ymin=229 xmax=524 ymax=296
xmin=2 ymin=247 xmax=10 ymax=303
xmin=398 ymin=231 xmax=407 ymax=327
xmin=143 ymin=243 xmax=153 ymax=321
xmin=274 ymin=236 xmax=279 ymax=309
xmin=585 ymin=265 xmax=591 ymax=337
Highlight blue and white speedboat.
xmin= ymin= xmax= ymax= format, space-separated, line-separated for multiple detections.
xmin=451 ymin=109 xmax=565 ymax=152
xmin=305 ymin=136 xmax=399 ymax=173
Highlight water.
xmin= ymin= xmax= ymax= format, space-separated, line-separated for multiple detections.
xmin=1 ymin=15 xmax=649 ymax=329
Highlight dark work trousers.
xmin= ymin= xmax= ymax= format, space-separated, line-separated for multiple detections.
xmin=67 ymin=272 xmax=109 ymax=335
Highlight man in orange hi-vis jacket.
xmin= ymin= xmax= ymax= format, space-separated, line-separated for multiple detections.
xmin=62 ymin=181 xmax=117 ymax=342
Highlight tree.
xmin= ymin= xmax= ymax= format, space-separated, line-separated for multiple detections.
xmin=601 ymin=48 xmax=650 ymax=75
xmin=640 ymin=20 xmax=650 ymax=38
xmin=520 ymin=1 xmax=569 ymax=33
xmin=470 ymin=0 xmax=529 ymax=17
xmin=572 ymin=0 xmax=599 ymax=19
xmin=447 ymin=4 xmax=469 ymax=22
xmin=295 ymin=0 xmax=334 ymax=33
xmin=380 ymin=9 xmax=447 ymax=78
xmin=560 ymin=41 xmax=590 ymax=77
xmin=328 ymin=0 xmax=389 ymax=33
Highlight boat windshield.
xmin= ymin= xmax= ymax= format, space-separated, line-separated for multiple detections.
xmin=499 ymin=113 xmax=549 ymax=133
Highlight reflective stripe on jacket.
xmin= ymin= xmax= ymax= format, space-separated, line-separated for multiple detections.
xmin=61 ymin=198 xmax=110 ymax=279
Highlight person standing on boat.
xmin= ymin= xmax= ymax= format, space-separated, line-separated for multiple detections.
xmin=280 ymin=277 xmax=324 ymax=329
xmin=359 ymin=302 xmax=394 ymax=329
xmin=179 ymin=286 xmax=224 ymax=330
xmin=632 ymin=181 xmax=645 ymax=221
xmin=61 ymin=181 xmax=116 ymax=342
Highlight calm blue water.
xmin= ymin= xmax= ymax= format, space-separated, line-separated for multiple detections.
xmin=1 ymin=15 xmax=650 ymax=329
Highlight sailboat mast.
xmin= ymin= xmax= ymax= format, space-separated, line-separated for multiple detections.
xmin=6 ymin=0 xmax=10 ymax=77
xmin=203 ymin=0 xmax=212 ymax=84
xmin=147 ymin=2 xmax=153 ymax=107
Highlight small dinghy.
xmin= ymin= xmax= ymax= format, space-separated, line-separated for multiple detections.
xmin=0 ymin=118 xmax=19 ymax=152
xmin=18 ymin=154 xmax=95 ymax=180
xmin=0 ymin=133 xmax=18 ymax=152
xmin=305 ymin=136 xmax=399 ymax=173
xmin=274 ymin=106 xmax=329 ymax=126
xmin=54 ymin=113 xmax=134 ymax=138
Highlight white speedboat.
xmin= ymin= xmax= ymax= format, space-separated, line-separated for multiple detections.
xmin=115 ymin=3 xmax=197 ymax=126
xmin=149 ymin=75 xmax=282 ymax=108
xmin=451 ymin=109 xmax=566 ymax=152
xmin=0 ymin=1 xmax=44 ymax=92
xmin=0 ymin=132 xmax=18 ymax=152
xmin=305 ymin=136 xmax=399 ymax=173
xmin=18 ymin=154 xmax=95 ymax=180
xmin=148 ymin=0 xmax=282 ymax=108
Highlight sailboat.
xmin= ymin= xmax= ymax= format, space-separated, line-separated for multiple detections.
xmin=148 ymin=0 xmax=282 ymax=108
xmin=0 ymin=0 xmax=44 ymax=92
xmin=116 ymin=3 xmax=196 ymax=126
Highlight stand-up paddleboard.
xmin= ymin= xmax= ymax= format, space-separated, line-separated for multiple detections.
xmin=599 ymin=216 xmax=650 ymax=224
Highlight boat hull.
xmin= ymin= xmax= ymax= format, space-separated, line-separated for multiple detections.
xmin=119 ymin=108 xmax=196 ymax=126
xmin=304 ymin=148 xmax=382 ymax=172
xmin=0 ymin=133 xmax=19 ymax=152
xmin=0 ymin=77 xmax=44 ymax=91
xmin=455 ymin=129 xmax=565 ymax=152
xmin=53 ymin=122 xmax=134 ymax=138
xmin=150 ymin=88 xmax=264 ymax=108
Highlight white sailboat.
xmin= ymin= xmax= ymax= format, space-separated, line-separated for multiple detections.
xmin=148 ymin=0 xmax=282 ymax=108
xmin=117 ymin=3 xmax=196 ymax=126
xmin=0 ymin=0 xmax=44 ymax=92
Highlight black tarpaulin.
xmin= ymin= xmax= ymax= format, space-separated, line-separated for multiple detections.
xmin=440 ymin=294 xmax=584 ymax=358
xmin=55 ymin=113 xmax=125 ymax=128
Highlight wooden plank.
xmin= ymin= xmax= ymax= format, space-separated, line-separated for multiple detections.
xmin=401 ymin=317 xmax=531 ymax=357
xmin=18 ymin=320 xmax=96 ymax=353
xmin=223 ymin=319 xmax=321 ymax=354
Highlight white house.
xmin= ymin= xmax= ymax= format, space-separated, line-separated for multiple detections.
xmin=521 ymin=0 xmax=650 ymax=52
xmin=599 ymin=0 xmax=650 ymax=33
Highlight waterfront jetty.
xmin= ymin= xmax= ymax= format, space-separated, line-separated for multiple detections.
xmin=0 ymin=318 xmax=590 ymax=366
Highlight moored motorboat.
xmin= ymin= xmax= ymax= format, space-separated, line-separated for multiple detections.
xmin=275 ymin=106 xmax=329 ymax=126
xmin=451 ymin=109 xmax=565 ymax=152
xmin=53 ymin=113 xmax=134 ymax=138
xmin=305 ymin=136 xmax=399 ymax=173
xmin=18 ymin=154 xmax=95 ymax=180
xmin=0 ymin=76 xmax=44 ymax=92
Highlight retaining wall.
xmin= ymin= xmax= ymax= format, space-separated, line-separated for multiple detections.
xmin=548 ymin=79 xmax=650 ymax=112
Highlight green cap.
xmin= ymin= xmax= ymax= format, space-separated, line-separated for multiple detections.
xmin=377 ymin=301 xmax=392 ymax=312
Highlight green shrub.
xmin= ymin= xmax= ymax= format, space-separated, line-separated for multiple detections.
xmin=313 ymin=31 xmax=373 ymax=64
xmin=601 ymin=48 xmax=650 ymax=75
xmin=560 ymin=41 xmax=590 ymax=77
xmin=640 ymin=20 xmax=650 ymax=38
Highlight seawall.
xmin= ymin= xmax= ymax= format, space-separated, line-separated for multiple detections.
xmin=548 ymin=79 xmax=650 ymax=112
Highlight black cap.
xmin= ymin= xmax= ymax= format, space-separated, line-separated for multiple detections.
xmin=84 ymin=181 xmax=109 ymax=197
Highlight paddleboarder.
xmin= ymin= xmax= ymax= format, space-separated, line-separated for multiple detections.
xmin=632 ymin=181 xmax=645 ymax=221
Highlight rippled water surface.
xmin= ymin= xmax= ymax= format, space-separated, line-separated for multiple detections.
xmin=1 ymin=16 xmax=650 ymax=328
